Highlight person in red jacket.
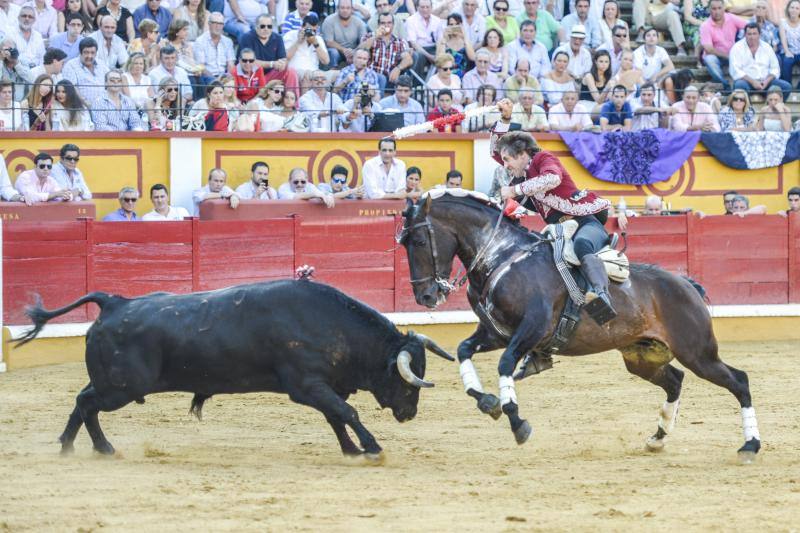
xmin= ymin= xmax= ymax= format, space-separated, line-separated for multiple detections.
xmin=492 ymin=97 xmax=617 ymax=325
xmin=229 ymin=48 xmax=267 ymax=103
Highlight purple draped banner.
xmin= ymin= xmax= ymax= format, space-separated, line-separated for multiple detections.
xmin=559 ymin=130 xmax=701 ymax=185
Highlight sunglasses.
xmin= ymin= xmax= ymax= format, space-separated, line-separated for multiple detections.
xmin=107 ymin=78 xmax=122 ymax=82
xmin=38 ymin=163 xmax=53 ymax=169
xmin=332 ymin=177 xmax=347 ymax=184
xmin=292 ymin=180 xmax=307 ymax=185
xmin=494 ymin=6 xmax=508 ymax=11
xmin=122 ymin=197 xmax=137 ymax=202
xmin=732 ymin=96 xmax=745 ymax=102
xmin=614 ymin=33 xmax=627 ymax=37
xmin=440 ymin=66 xmax=452 ymax=71
xmin=165 ymin=87 xmax=178 ymax=92
xmin=272 ymin=88 xmax=284 ymax=93
xmin=259 ymin=24 xmax=273 ymax=29
xmin=241 ymin=58 xmax=255 ymax=63
xmin=63 ymin=156 xmax=79 ymax=162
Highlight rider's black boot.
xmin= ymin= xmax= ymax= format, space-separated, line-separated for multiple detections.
xmin=580 ymin=253 xmax=617 ymax=325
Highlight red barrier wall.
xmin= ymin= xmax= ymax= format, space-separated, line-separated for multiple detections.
xmin=3 ymin=213 xmax=799 ymax=324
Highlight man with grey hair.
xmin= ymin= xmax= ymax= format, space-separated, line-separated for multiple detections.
xmin=642 ymin=195 xmax=663 ymax=216
xmin=11 ymin=5 xmax=45 ymax=68
xmin=103 ymin=187 xmax=141 ymax=221
xmin=277 ymin=168 xmax=335 ymax=207
xmin=731 ymin=194 xmax=767 ymax=217
xmin=299 ymin=69 xmax=346 ymax=132
xmin=0 ymin=37 xmax=30 ymax=101
xmin=461 ymin=48 xmax=502 ymax=104
xmin=511 ymin=88 xmax=548 ymax=131
xmin=194 ymin=11 xmax=235 ymax=79
xmin=547 ymin=88 xmax=591 ymax=131
xmin=503 ymin=58 xmax=543 ymax=104
xmin=90 ymin=15 xmax=129 ymax=69
xmin=92 ymin=69 xmax=146 ymax=131
xmin=193 ymin=168 xmax=239 ymax=215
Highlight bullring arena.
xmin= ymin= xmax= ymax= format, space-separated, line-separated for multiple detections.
xmin=1 ymin=132 xmax=799 ymax=531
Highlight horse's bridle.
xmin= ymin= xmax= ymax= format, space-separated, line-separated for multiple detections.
xmin=403 ymin=218 xmax=456 ymax=295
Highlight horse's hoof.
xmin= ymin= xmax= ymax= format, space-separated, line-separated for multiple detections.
xmin=513 ymin=420 xmax=532 ymax=445
xmin=645 ymin=435 xmax=665 ymax=452
xmin=737 ymin=438 xmax=760 ymax=464
xmin=93 ymin=442 xmax=116 ymax=456
xmin=477 ymin=394 xmax=502 ymax=420
xmin=363 ymin=451 xmax=386 ymax=466
xmin=738 ymin=451 xmax=757 ymax=465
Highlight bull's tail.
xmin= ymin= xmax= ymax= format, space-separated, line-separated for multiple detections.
xmin=15 ymin=292 xmax=113 ymax=348
xmin=189 ymin=394 xmax=212 ymax=421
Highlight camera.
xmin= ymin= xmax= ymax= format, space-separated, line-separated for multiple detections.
xmin=7 ymin=47 xmax=18 ymax=60
xmin=358 ymin=82 xmax=371 ymax=109
xmin=304 ymin=27 xmax=315 ymax=37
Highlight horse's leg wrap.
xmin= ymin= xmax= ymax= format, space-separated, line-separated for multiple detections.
xmin=658 ymin=399 xmax=680 ymax=434
xmin=460 ymin=359 xmax=484 ymax=394
xmin=741 ymin=407 xmax=761 ymax=442
xmin=499 ymin=375 xmax=517 ymax=406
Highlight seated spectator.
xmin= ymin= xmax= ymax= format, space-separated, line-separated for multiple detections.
xmin=50 ymin=143 xmax=92 ymax=200
xmin=632 ymin=26 xmax=674 ymax=86
xmin=280 ymin=89 xmax=311 ymax=131
xmin=718 ymin=89 xmax=757 ymax=131
xmin=228 ymin=47 xmax=267 ymax=103
xmin=503 ymin=59 xmax=542 ymax=104
xmin=50 ymin=13 xmax=86 ymax=60
xmin=511 ymin=88 xmax=548 ymax=131
xmin=777 ymin=186 xmax=800 ymax=217
xmin=339 ymin=83 xmax=382 ymax=132
xmin=426 ymin=53 xmax=463 ymax=106
xmin=367 ymin=0 xmax=407 ymax=40
xmin=299 ymin=70 xmax=346 ymax=131
xmin=102 ymin=186 xmax=140 ymax=221
xmin=662 ymin=68 xmax=695 ymax=106
xmin=62 ymin=37 xmax=109 ymax=105
xmin=223 ymin=0 xmax=267 ymax=42
xmin=596 ymin=23 xmax=631 ymax=75
xmin=427 ymin=88 xmax=462 ymax=132
xmin=730 ymin=22 xmax=792 ymax=100
xmin=171 ymin=0 xmax=207 ymax=42
xmin=166 ymin=18 xmax=210 ymax=99
xmin=779 ymin=0 xmax=800 ymax=84
xmin=90 ymin=15 xmax=129 ymax=69
xmin=284 ymin=13 xmax=331 ymax=92
xmin=722 ymin=189 xmax=737 ymax=214
xmin=514 ymin=0 xmax=560 ymax=51
xmin=247 ymin=79 xmax=285 ymax=131
xmin=435 ymin=13 xmax=476 ymax=78
xmin=406 ymin=0 xmax=445 ymax=78
xmin=92 ymin=69 xmax=146 ymax=131
xmin=28 ymin=47 xmax=67 ymax=84
xmin=204 ymin=80 xmax=230 ymax=131
xmin=334 ymin=48 xmax=381 ymax=100
xmin=0 ymin=153 xmax=26 ymax=202
xmin=560 ymin=0 xmax=602 ymax=49
xmin=579 ymin=49 xmax=612 ymax=113
xmin=31 ymin=0 xmax=57 ymax=40
xmin=57 ymin=0 xmax=93 ymax=33
xmin=632 ymin=0 xmax=687 ymax=55
xmin=540 ymin=51 xmax=574 ymax=106
xmin=462 ymin=48 xmax=502 ymax=104
xmin=127 ymin=19 xmax=161 ymax=69
xmin=21 ymin=74 xmax=54 ymax=131
xmin=281 ymin=0 xmax=313 ymax=36
xmin=278 ymin=167 xmax=335 ymax=207
xmin=403 ymin=166 xmax=424 ymax=200
xmin=463 ymin=84 xmax=501 ymax=131
xmin=552 ymin=25 xmax=592 ymax=80
xmin=598 ymin=0 xmax=627 ymax=49
xmin=699 ymin=0 xmax=746 ymax=92
xmin=547 ymin=87 xmax=592 ymax=131
xmin=599 ymin=84 xmax=632 ymax=131
xmin=478 ymin=28 xmax=509 ymax=81
xmin=145 ymin=76 xmax=183 ymax=130
xmin=220 ymin=74 xmax=243 ymax=121
xmin=630 ymin=82 xmax=672 ymax=129
xmin=362 ymin=137 xmax=407 ymax=199
xmin=133 ymin=0 xmax=172 ymax=39
xmin=609 ymin=49 xmax=643 ymax=101
xmin=235 ymin=161 xmax=279 ymax=199
xmin=142 ymin=184 xmax=190 ymax=220
xmin=322 ymin=0 xmax=367 ymax=68
xmin=731 ymin=194 xmax=767 ymax=216
xmin=149 ymin=45 xmax=193 ymax=102
xmin=670 ymin=85 xmax=720 ymax=131
xmin=506 ymin=21 xmax=551 ymax=82
xmin=193 ymin=13 xmax=234 ymax=86
xmin=51 ymin=79 xmax=94 ymax=130
xmin=15 ymin=153 xmax=73 ymax=205
xmin=751 ymin=0 xmax=779 ymax=53
xmin=757 ymin=85 xmax=792 ymax=131
xmin=445 ymin=169 xmax=463 ymax=188
xmin=192 ymin=167 xmax=239 ymax=215
xmin=237 ymin=15 xmax=299 ymax=91
xmin=699 ymin=82 xmax=723 ymax=113
xmin=485 ymin=0 xmax=519 ymax=47
xmin=0 ymin=79 xmax=25 ymax=131
xmin=12 ymin=6 xmax=46 ymax=69
xmin=316 ymin=164 xmax=365 ymax=198
xmin=121 ymin=52 xmax=154 ymax=111
xmin=359 ymin=13 xmax=413 ymax=90
xmin=378 ymin=74 xmax=425 ymax=126
xmin=0 ymin=38 xmax=29 ymax=102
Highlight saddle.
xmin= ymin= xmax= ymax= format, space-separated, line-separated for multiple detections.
xmin=543 ymin=220 xmax=630 ymax=283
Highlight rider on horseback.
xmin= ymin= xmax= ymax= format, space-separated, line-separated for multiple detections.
xmin=492 ymin=98 xmax=620 ymax=325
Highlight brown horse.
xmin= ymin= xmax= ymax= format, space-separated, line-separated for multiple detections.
xmin=399 ymin=191 xmax=761 ymax=462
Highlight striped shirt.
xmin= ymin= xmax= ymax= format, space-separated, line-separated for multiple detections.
xmin=91 ymin=92 xmax=146 ymax=131
xmin=63 ymin=57 xmax=109 ymax=105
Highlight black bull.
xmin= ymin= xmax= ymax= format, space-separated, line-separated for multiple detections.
xmin=400 ymin=193 xmax=761 ymax=461
xmin=17 ymin=279 xmax=454 ymax=460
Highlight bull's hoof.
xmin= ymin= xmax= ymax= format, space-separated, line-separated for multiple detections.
xmin=93 ymin=441 xmax=116 ymax=456
xmin=737 ymin=438 xmax=761 ymax=464
xmin=512 ymin=420 xmax=532 ymax=445
xmin=363 ymin=451 xmax=386 ymax=466
xmin=477 ymin=394 xmax=502 ymax=420
xmin=60 ymin=442 xmax=75 ymax=456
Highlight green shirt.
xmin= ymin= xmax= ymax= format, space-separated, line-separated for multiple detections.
xmin=485 ymin=16 xmax=520 ymax=45
xmin=516 ymin=9 xmax=560 ymax=50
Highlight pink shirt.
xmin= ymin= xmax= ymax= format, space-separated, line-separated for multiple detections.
xmin=699 ymin=13 xmax=747 ymax=54
xmin=404 ymin=12 xmax=444 ymax=47
xmin=14 ymin=169 xmax=63 ymax=202
xmin=669 ymin=101 xmax=720 ymax=132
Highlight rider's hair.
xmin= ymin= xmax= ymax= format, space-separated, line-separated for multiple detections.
xmin=495 ymin=131 xmax=541 ymax=158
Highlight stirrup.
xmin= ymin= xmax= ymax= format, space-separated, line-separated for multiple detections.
xmin=513 ymin=353 xmax=554 ymax=381
xmin=584 ymin=291 xmax=617 ymax=325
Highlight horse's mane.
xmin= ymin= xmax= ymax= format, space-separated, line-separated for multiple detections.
xmin=424 ymin=189 xmax=540 ymax=239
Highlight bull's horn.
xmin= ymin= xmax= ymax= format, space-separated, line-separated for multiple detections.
xmin=416 ymin=333 xmax=455 ymax=361
xmin=397 ymin=351 xmax=434 ymax=388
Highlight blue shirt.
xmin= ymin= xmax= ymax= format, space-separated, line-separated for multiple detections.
xmin=102 ymin=208 xmax=139 ymax=221
xmin=63 ymin=57 xmax=109 ymax=105
xmin=281 ymin=10 xmax=302 ymax=35
xmin=92 ymin=93 xmax=146 ymax=131
xmin=133 ymin=5 xmax=172 ymax=38
xmin=237 ymin=30 xmax=286 ymax=63
xmin=600 ymin=101 xmax=633 ymax=126
xmin=334 ymin=65 xmax=380 ymax=101
xmin=378 ymin=94 xmax=424 ymax=126
xmin=49 ymin=31 xmax=82 ymax=60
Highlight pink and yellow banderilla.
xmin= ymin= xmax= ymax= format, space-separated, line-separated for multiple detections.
xmin=390 ymin=105 xmax=500 ymax=139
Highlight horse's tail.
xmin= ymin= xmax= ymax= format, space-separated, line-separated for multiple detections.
xmin=682 ymin=276 xmax=709 ymax=303
xmin=15 ymin=292 xmax=113 ymax=348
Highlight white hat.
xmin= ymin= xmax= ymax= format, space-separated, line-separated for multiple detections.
xmin=570 ymin=24 xmax=586 ymax=39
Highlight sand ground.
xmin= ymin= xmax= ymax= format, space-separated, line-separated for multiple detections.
xmin=1 ymin=341 xmax=799 ymax=532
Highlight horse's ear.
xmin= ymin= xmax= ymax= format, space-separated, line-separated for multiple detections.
xmin=421 ymin=194 xmax=432 ymax=215
xmin=404 ymin=197 xmax=414 ymax=215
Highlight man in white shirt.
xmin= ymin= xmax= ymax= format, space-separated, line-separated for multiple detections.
xmin=10 ymin=6 xmax=44 ymax=68
xmin=27 ymin=48 xmax=66 ymax=84
xmin=192 ymin=168 xmax=240 ymax=215
xmin=552 ymin=25 xmax=592 ymax=80
xmin=632 ymin=26 xmax=674 ymax=85
xmin=362 ymin=137 xmax=407 ymax=199
xmin=235 ymin=161 xmax=279 ymax=199
xmin=148 ymin=45 xmax=193 ymax=102
xmin=50 ymin=143 xmax=92 ymax=200
xmin=730 ymin=22 xmax=791 ymax=100
xmin=405 ymin=0 xmax=444 ymax=78
xmin=299 ymin=69 xmax=346 ymax=132
xmin=143 ymin=184 xmax=191 ymax=220
xmin=547 ymin=88 xmax=591 ymax=130
xmin=89 ymin=15 xmax=129 ymax=69
xmin=630 ymin=82 xmax=672 ymax=130
xmin=0 ymin=0 xmax=21 ymax=38
xmin=284 ymin=13 xmax=330 ymax=88
xmin=559 ymin=0 xmax=601 ymax=49
xmin=277 ymin=167 xmax=335 ymax=207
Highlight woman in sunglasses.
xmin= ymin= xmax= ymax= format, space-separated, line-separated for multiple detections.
xmin=426 ymin=52 xmax=463 ymax=107
xmin=146 ymin=76 xmax=184 ymax=130
xmin=485 ymin=0 xmax=519 ymax=45
xmin=718 ymin=89 xmax=756 ymax=132
xmin=250 ymin=79 xmax=285 ymax=132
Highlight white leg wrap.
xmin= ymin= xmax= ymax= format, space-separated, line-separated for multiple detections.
xmin=499 ymin=375 xmax=517 ymax=406
xmin=657 ymin=399 xmax=680 ymax=434
xmin=741 ymin=407 xmax=761 ymax=441
xmin=459 ymin=360 xmax=483 ymax=394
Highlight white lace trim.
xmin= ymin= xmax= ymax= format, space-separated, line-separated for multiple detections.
xmin=731 ymin=131 xmax=790 ymax=169
xmin=535 ymin=192 xmax=611 ymax=218
xmin=519 ymin=173 xmax=561 ymax=196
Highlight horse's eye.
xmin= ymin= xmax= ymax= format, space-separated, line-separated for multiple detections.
xmin=413 ymin=239 xmax=426 ymax=247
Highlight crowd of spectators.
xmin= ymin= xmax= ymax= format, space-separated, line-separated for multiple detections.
xmin=1 ymin=0 xmax=800 ymax=132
